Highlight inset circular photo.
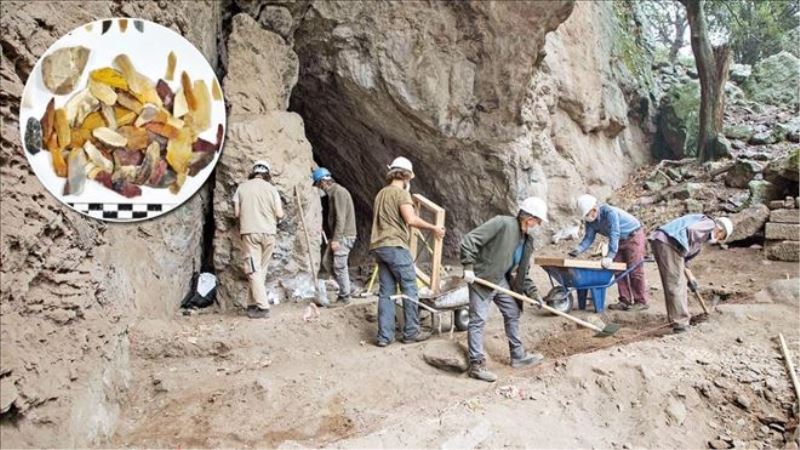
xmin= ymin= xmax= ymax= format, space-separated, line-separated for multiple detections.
xmin=20 ymin=18 xmax=226 ymax=222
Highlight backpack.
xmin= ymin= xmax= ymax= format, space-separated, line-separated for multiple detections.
xmin=180 ymin=272 xmax=217 ymax=309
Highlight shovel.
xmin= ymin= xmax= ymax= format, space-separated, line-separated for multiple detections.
xmin=294 ymin=186 xmax=329 ymax=307
xmin=473 ymin=277 xmax=620 ymax=337
xmin=685 ymin=268 xmax=710 ymax=324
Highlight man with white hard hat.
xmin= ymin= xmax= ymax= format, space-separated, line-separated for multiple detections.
xmin=459 ymin=196 xmax=548 ymax=383
xmin=648 ymin=214 xmax=733 ymax=333
xmin=370 ymin=156 xmax=445 ymax=347
xmin=569 ymin=194 xmax=649 ymax=311
xmin=233 ymin=160 xmax=285 ymax=319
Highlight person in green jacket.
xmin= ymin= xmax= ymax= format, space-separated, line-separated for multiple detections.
xmin=313 ymin=167 xmax=358 ymax=305
xmin=460 ymin=197 xmax=548 ymax=383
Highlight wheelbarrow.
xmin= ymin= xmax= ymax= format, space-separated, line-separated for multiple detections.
xmin=391 ymin=276 xmax=470 ymax=335
xmin=534 ymin=257 xmax=651 ymax=314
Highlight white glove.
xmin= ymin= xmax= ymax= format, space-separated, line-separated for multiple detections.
xmin=601 ymin=258 xmax=613 ymax=269
xmin=463 ymin=270 xmax=476 ymax=284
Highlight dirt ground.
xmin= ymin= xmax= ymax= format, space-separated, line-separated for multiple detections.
xmin=111 ymin=245 xmax=800 ymax=449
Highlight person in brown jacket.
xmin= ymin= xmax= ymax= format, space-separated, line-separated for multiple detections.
xmin=234 ymin=160 xmax=284 ymax=319
xmin=313 ymin=167 xmax=357 ymax=304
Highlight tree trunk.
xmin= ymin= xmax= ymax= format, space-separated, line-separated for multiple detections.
xmin=668 ymin=14 xmax=687 ymax=62
xmin=680 ymin=0 xmax=728 ymax=162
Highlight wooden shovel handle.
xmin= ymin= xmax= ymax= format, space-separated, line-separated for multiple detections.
xmin=473 ymin=277 xmax=604 ymax=333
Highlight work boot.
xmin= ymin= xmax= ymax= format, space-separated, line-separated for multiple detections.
xmin=673 ymin=323 xmax=689 ymax=334
xmin=511 ymin=353 xmax=545 ymax=369
xmin=401 ymin=332 xmax=431 ymax=344
xmin=375 ymin=339 xmax=392 ymax=348
xmin=607 ymin=302 xmax=632 ymax=311
xmin=630 ymin=303 xmax=650 ymax=312
xmin=337 ymin=295 xmax=352 ymax=305
xmin=247 ymin=307 xmax=270 ymax=319
xmin=468 ymin=361 xmax=498 ymax=383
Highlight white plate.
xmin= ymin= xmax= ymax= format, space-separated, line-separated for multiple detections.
xmin=20 ymin=18 xmax=225 ymax=222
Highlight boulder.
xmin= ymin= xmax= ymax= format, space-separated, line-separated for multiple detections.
xmin=256 ymin=6 xmax=294 ymax=42
xmin=770 ymin=209 xmax=800 ymax=224
xmin=657 ymin=80 xmax=700 ymax=159
xmin=729 ymin=63 xmax=751 ymax=84
xmin=223 ymin=14 xmax=298 ymax=115
xmin=723 ymin=124 xmax=753 ymax=141
xmin=775 ymin=120 xmax=800 ymax=143
xmin=765 ymin=223 xmax=800 ymax=241
xmin=422 ymin=340 xmax=469 ymax=373
xmin=748 ymin=130 xmax=780 ymax=145
xmin=747 ymin=180 xmax=782 ymax=206
xmin=724 ymin=160 xmax=763 ymax=189
xmin=765 ymin=240 xmax=800 ymax=262
xmin=727 ymin=204 xmax=769 ymax=243
xmin=660 ymin=182 xmax=716 ymax=201
xmin=743 ymin=51 xmax=800 ymax=108
xmin=764 ymin=149 xmax=799 ymax=183
xmin=709 ymin=135 xmax=733 ymax=160
xmin=753 ymin=278 xmax=800 ymax=306
xmin=212 ymin=112 xmax=322 ymax=308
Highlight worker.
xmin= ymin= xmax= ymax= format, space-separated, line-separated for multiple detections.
xmin=371 ymin=157 xmax=445 ymax=347
xmin=233 ymin=160 xmax=285 ymax=319
xmin=313 ymin=167 xmax=357 ymax=305
xmin=648 ymin=214 xmax=733 ymax=333
xmin=568 ymin=195 xmax=649 ymax=311
xmin=460 ymin=197 xmax=548 ymax=383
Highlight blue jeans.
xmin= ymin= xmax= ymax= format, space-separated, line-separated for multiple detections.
xmin=372 ymin=246 xmax=420 ymax=343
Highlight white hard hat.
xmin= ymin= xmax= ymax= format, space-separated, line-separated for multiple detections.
xmin=252 ymin=160 xmax=270 ymax=174
xmin=576 ymin=194 xmax=597 ymax=218
xmin=715 ymin=217 xmax=733 ymax=242
xmin=387 ymin=156 xmax=414 ymax=174
xmin=519 ymin=197 xmax=548 ymax=223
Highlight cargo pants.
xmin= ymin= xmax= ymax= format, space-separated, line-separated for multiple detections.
xmin=322 ymin=236 xmax=356 ymax=298
xmin=241 ymin=233 xmax=276 ymax=310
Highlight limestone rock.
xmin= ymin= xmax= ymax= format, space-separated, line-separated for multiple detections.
xmin=657 ymin=80 xmax=700 ymax=159
xmin=257 ymin=6 xmax=294 ymax=42
xmin=723 ymin=124 xmax=753 ymax=141
xmin=41 ymin=46 xmax=90 ymax=95
xmin=724 ymin=160 xmax=762 ymax=189
xmin=422 ymin=340 xmax=469 ymax=373
xmin=765 ymin=240 xmax=800 ymax=262
xmin=291 ymin=1 xmax=654 ymax=247
xmin=212 ymin=112 xmax=321 ymax=308
xmin=770 ymin=209 xmax=800 ymax=224
xmin=747 ymin=180 xmax=781 ymax=206
xmin=765 ymin=222 xmax=800 ymax=241
xmin=727 ymin=205 xmax=769 ymax=243
xmin=743 ymin=51 xmax=800 ymax=108
xmin=754 ymin=278 xmax=800 ymax=306
xmin=0 ymin=376 xmax=18 ymax=414
xmin=748 ymin=130 xmax=779 ymax=146
xmin=728 ymin=63 xmax=751 ymax=84
xmin=764 ymin=149 xmax=799 ymax=184
xmin=223 ymin=13 xmax=298 ymax=114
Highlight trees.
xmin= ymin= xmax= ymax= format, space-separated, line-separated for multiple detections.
xmin=678 ymin=0 xmax=731 ymax=162
xmin=640 ymin=1 xmax=688 ymax=62
xmin=706 ymin=0 xmax=800 ymax=65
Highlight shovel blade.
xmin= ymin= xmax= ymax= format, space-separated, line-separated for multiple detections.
xmin=594 ymin=322 xmax=621 ymax=338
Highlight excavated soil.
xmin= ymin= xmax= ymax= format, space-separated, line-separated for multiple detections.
xmin=108 ymin=245 xmax=800 ymax=449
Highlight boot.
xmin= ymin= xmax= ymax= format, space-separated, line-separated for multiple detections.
xmin=401 ymin=332 xmax=431 ymax=344
xmin=511 ymin=352 xmax=544 ymax=368
xmin=468 ymin=361 xmax=497 ymax=383
xmin=247 ymin=307 xmax=270 ymax=319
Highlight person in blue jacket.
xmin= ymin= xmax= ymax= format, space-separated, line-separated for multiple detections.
xmin=569 ymin=195 xmax=649 ymax=311
xmin=649 ymin=214 xmax=733 ymax=333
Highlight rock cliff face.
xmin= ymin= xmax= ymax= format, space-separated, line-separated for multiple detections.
xmin=290 ymin=0 xmax=654 ymax=250
xmin=213 ymin=13 xmax=321 ymax=308
xmin=0 ymin=2 xmax=219 ymax=446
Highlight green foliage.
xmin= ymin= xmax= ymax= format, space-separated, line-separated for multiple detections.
xmin=705 ymin=0 xmax=800 ymax=64
xmin=613 ymin=1 xmax=656 ymax=91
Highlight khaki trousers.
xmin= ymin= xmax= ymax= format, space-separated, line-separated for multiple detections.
xmin=241 ymin=233 xmax=276 ymax=310
xmin=650 ymin=239 xmax=690 ymax=326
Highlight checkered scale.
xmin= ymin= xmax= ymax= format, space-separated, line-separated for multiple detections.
xmin=68 ymin=203 xmax=171 ymax=220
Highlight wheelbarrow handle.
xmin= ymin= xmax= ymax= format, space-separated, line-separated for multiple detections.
xmin=472 ymin=277 xmax=605 ymax=334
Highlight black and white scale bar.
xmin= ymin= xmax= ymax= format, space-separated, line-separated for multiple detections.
xmin=69 ymin=203 xmax=171 ymax=220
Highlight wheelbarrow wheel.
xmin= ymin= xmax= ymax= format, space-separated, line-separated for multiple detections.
xmin=453 ymin=307 xmax=469 ymax=332
xmin=544 ymin=286 xmax=574 ymax=314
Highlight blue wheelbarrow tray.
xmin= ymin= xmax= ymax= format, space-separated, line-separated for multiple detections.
xmin=541 ymin=265 xmax=626 ymax=313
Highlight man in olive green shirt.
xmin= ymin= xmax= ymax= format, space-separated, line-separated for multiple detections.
xmin=313 ymin=167 xmax=357 ymax=304
xmin=460 ymin=197 xmax=548 ymax=382
xmin=234 ymin=160 xmax=284 ymax=319
xmin=370 ymin=157 xmax=445 ymax=347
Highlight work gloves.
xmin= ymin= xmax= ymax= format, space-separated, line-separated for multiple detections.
xmin=567 ymin=249 xmax=579 ymax=258
xmin=601 ymin=257 xmax=613 ymax=269
xmin=463 ymin=270 xmax=476 ymax=284
xmin=687 ymin=278 xmax=699 ymax=292
xmin=528 ymin=291 xmax=544 ymax=308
